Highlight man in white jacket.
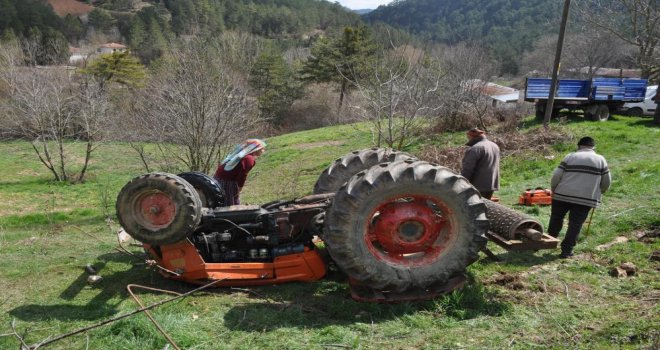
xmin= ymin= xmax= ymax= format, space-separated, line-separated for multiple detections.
xmin=548 ymin=136 xmax=611 ymax=258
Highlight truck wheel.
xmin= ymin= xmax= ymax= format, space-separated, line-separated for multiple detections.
xmin=177 ymin=172 xmax=225 ymax=208
xmin=535 ymin=104 xmax=545 ymax=120
xmin=552 ymin=108 xmax=561 ymax=119
xmin=324 ymin=160 xmax=489 ymax=292
xmin=313 ymin=148 xmax=415 ymax=194
xmin=627 ymin=107 xmax=643 ymax=116
xmin=592 ymin=105 xmax=610 ymax=121
xmin=116 ymin=173 xmax=202 ymax=245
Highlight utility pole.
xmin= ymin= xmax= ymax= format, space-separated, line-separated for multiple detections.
xmin=543 ymin=0 xmax=571 ymax=128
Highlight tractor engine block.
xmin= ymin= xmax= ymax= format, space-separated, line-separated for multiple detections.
xmin=190 ymin=199 xmax=328 ymax=263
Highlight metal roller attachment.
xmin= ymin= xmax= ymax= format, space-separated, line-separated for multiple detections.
xmin=484 ymin=200 xmax=544 ymax=241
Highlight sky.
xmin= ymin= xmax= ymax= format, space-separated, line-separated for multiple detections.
xmin=334 ymin=0 xmax=393 ymax=10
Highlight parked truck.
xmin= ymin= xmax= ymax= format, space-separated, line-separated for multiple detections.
xmin=525 ymin=77 xmax=648 ymax=121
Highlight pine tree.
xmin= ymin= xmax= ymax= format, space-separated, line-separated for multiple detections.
xmin=81 ymin=51 xmax=146 ymax=89
xmin=302 ymin=26 xmax=378 ymax=108
xmin=249 ymin=50 xmax=303 ymax=122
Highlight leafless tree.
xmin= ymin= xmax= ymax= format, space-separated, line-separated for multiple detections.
xmin=130 ymin=39 xmax=259 ymax=174
xmin=564 ymin=29 xmax=631 ymax=79
xmin=73 ymin=78 xmax=112 ymax=181
xmin=521 ymin=35 xmax=558 ymax=77
xmin=0 ymin=40 xmax=109 ymax=182
xmin=2 ymin=66 xmax=75 ymax=181
xmin=576 ymin=0 xmax=659 ymax=81
xmin=347 ymin=44 xmax=445 ymax=149
xmin=434 ymin=43 xmax=497 ymax=131
xmin=522 ymin=31 xmax=631 ymax=79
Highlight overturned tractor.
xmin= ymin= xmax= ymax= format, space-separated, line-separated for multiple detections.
xmin=116 ymin=148 xmax=557 ymax=302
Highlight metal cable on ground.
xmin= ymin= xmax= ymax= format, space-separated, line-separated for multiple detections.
xmin=24 ymin=279 xmax=224 ymax=349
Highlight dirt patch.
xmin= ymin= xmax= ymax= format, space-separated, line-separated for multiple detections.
xmin=295 ymin=141 xmax=344 ymax=150
xmin=483 ymin=272 xmax=527 ymax=290
xmin=47 ymin=0 xmax=93 ymax=16
xmin=635 ymin=227 xmax=658 ymax=244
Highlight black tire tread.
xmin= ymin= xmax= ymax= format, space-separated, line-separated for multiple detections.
xmin=177 ymin=171 xmax=225 ymax=208
xmin=313 ymin=148 xmax=415 ymax=194
xmin=324 ymin=160 xmax=488 ymax=291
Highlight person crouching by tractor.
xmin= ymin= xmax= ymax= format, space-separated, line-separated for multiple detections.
xmin=548 ymin=136 xmax=611 ymax=258
xmin=461 ymin=127 xmax=501 ymax=200
xmin=214 ymin=139 xmax=267 ymax=205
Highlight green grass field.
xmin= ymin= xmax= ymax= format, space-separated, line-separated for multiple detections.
xmin=0 ymin=115 xmax=658 ymax=349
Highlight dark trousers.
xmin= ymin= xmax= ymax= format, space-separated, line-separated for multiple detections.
xmin=215 ymin=178 xmax=240 ymax=206
xmin=480 ymin=191 xmax=494 ymax=200
xmin=547 ymin=199 xmax=592 ymax=253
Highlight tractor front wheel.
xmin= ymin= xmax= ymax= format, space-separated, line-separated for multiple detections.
xmin=177 ymin=171 xmax=225 ymax=208
xmin=116 ymin=173 xmax=202 ymax=245
xmin=323 ymin=160 xmax=488 ymax=292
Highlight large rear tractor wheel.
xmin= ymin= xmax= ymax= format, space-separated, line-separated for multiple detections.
xmin=177 ymin=171 xmax=225 ymax=208
xmin=313 ymin=148 xmax=415 ymax=194
xmin=116 ymin=173 xmax=202 ymax=245
xmin=324 ymin=160 xmax=489 ymax=292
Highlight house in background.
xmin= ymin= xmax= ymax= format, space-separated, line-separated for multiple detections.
xmin=481 ymin=82 xmax=520 ymax=107
xmin=68 ymin=46 xmax=88 ymax=65
xmin=96 ymin=43 xmax=127 ymax=55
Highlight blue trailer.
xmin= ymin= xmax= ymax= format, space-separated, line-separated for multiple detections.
xmin=525 ymin=77 xmax=648 ymax=121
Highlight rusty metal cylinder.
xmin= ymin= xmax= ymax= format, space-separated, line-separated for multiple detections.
xmin=484 ymin=200 xmax=544 ymax=240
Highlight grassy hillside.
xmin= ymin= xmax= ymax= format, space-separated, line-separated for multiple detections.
xmin=0 ymin=115 xmax=658 ymax=349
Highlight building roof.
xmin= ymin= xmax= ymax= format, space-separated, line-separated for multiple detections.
xmin=99 ymin=43 xmax=127 ymax=49
xmin=464 ymin=79 xmax=520 ymax=102
xmin=481 ymin=82 xmax=517 ymax=97
xmin=491 ymin=92 xmax=520 ymax=103
xmin=576 ymin=67 xmax=642 ymax=78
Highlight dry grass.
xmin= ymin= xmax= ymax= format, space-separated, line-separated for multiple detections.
xmin=419 ymin=127 xmax=571 ymax=173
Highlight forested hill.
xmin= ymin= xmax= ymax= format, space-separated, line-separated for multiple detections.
xmin=364 ymin=0 xmax=562 ymax=74
xmin=0 ymin=0 xmax=362 ymax=63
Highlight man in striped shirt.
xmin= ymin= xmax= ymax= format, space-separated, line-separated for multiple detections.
xmin=548 ymin=136 xmax=611 ymax=258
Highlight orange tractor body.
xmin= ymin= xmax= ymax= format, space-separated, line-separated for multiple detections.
xmin=146 ymin=240 xmax=326 ymax=286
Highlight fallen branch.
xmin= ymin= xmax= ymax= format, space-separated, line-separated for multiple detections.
xmin=10 ymin=319 xmax=30 ymax=349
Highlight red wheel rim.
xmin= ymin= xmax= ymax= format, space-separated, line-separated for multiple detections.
xmin=134 ymin=191 xmax=176 ymax=230
xmin=365 ymin=194 xmax=454 ymax=267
